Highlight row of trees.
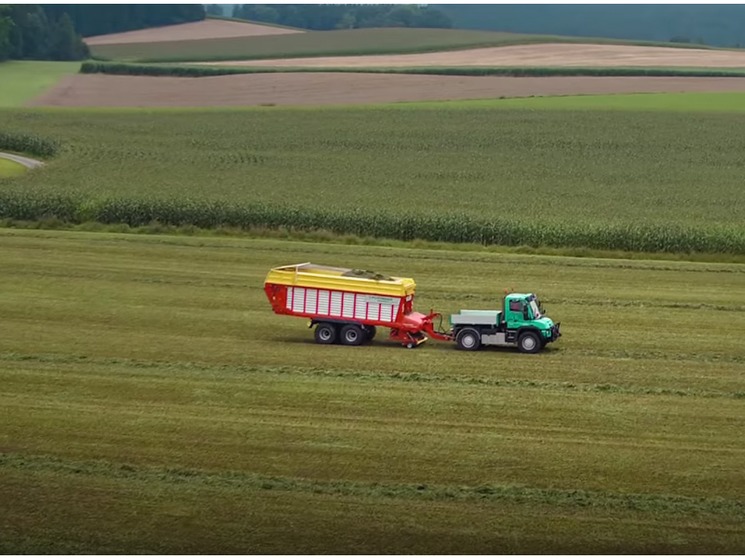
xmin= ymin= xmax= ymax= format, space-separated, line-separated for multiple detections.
xmin=45 ymin=5 xmax=205 ymax=38
xmin=229 ymin=4 xmax=453 ymax=30
xmin=0 ymin=5 xmax=205 ymax=62
xmin=0 ymin=5 xmax=87 ymax=61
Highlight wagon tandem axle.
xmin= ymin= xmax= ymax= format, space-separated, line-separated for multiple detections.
xmin=264 ymin=263 xmax=561 ymax=353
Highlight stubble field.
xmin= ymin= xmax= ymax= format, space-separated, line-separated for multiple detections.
xmin=1 ymin=229 xmax=744 ymax=553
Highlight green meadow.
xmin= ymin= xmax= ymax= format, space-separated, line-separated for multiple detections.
xmin=0 ymin=158 xmax=26 ymax=177
xmin=1 ymin=229 xmax=744 ymax=553
xmin=0 ymin=61 xmax=81 ymax=107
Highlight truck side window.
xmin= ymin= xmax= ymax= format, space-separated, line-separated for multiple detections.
xmin=509 ymin=300 xmax=522 ymax=312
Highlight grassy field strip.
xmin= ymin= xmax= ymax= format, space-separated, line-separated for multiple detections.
xmin=3 ymin=362 xmax=745 ymax=495
xmin=1 ymin=230 xmax=744 ymax=552
xmin=0 ymin=61 xmax=81 ymax=107
xmin=3 ymin=452 xmax=745 ymax=517
xmin=1 ymin=354 xmax=743 ymax=399
xmin=0 ymin=158 xmax=26 ymax=178
xmin=84 ymin=28 xmax=604 ymax=63
xmin=4 ymin=470 xmax=743 ymax=555
xmin=416 ymin=91 xmax=745 ymax=112
xmin=85 ymin=26 xmax=725 ymax=64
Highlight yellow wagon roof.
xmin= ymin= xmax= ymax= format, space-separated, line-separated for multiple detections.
xmin=265 ymin=263 xmax=416 ymax=297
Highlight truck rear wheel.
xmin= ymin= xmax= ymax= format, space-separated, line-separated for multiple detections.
xmin=518 ymin=331 xmax=541 ymax=354
xmin=340 ymin=324 xmax=364 ymax=346
xmin=364 ymin=325 xmax=377 ymax=342
xmin=314 ymin=323 xmax=337 ymax=345
xmin=456 ymin=327 xmax=481 ymax=351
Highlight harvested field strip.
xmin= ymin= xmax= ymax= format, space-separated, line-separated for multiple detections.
xmin=87 ymin=28 xmax=585 ymax=63
xmin=2 ymin=230 xmax=744 ymax=553
xmin=32 ymin=73 xmax=745 ymax=109
xmin=88 ymin=28 xmax=725 ymax=64
xmin=3 ymin=452 xmax=745 ymax=517
xmin=84 ymin=18 xmax=304 ymax=46
xmin=2 ymin=353 xmax=744 ymax=399
xmin=209 ymin=43 xmax=745 ymax=69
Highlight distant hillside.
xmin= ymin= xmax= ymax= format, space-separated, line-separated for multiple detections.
xmin=439 ymin=5 xmax=745 ymax=48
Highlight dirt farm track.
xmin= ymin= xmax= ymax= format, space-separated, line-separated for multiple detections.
xmin=30 ymin=73 xmax=745 ymax=107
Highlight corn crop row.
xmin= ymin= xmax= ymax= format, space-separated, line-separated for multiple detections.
xmin=0 ymin=132 xmax=59 ymax=158
xmin=1 ymin=192 xmax=743 ymax=254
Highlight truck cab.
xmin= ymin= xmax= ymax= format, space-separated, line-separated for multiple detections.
xmin=450 ymin=293 xmax=561 ymax=353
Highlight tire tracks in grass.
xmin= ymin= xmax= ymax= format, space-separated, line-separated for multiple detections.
xmin=2 ymin=452 xmax=744 ymax=519
xmin=2 ymin=352 xmax=744 ymax=400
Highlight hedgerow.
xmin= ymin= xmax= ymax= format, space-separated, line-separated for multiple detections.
xmin=79 ymin=61 xmax=745 ymax=79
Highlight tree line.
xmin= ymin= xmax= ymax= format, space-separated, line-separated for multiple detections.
xmin=228 ymin=4 xmax=453 ymax=30
xmin=0 ymin=5 xmax=205 ymax=62
xmin=438 ymin=4 xmax=745 ymax=48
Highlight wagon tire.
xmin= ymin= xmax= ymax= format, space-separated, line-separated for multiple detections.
xmin=314 ymin=323 xmax=337 ymax=345
xmin=518 ymin=331 xmax=541 ymax=354
xmin=340 ymin=324 xmax=364 ymax=346
xmin=456 ymin=327 xmax=481 ymax=351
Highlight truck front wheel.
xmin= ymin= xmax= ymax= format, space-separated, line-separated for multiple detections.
xmin=456 ymin=328 xmax=481 ymax=351
xmin=518 ymin=331 xmax=541 ymax=354
xmin=314 ymin=323 xmax=337 ymax=344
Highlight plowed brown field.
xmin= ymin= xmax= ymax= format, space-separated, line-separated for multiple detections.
xmin=28 ymin=73 xmax=745 ymax=107
xmin=208 ymin=43 xmax=745 ymax=69
xmin=84 ymin=19 xmax=303 ymax=46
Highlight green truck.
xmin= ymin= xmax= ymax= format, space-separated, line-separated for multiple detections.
xmin=450 ymin=293 xmax=561 ymax=353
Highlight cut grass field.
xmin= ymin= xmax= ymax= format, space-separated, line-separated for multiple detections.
xmin=1 ymin=97 xmax=745 ymax=254
xmin=1 ymin=229 xmax=744 ymax=553
xmin=0 ymin=61 xmax=82 ymax=107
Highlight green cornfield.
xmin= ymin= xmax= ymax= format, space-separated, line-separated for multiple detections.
xmin=1 ymin=100 xmax=744 ymax=254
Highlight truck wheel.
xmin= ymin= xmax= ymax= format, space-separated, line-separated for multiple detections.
xmin=314 ymin=323 xmax=337 ymax=345
xmin=340 ymin=324 xmax=364 ymax=346
xmin=518 ymin=331 xmax=541 ymax=354
xmin=364 ymin=325 xmax=377 ymax=342
xmin=456 ymin=327 xmax=481 ymax=351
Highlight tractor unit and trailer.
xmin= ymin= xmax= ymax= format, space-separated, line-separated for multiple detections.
xmin=264 ymin=263 xmax=561 ymax=353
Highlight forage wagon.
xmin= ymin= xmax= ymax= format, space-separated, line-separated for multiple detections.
xmin=264 ymin=263 xmax=561 ymax=353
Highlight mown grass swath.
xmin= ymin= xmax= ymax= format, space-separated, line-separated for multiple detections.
xmin=79 ymin=60 xmax=745 ymax=78
xmin=1 ymin=104 xmax=744 ymax=254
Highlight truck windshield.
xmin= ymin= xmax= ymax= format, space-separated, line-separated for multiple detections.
xmin=529 ymin=300 xmax=541 ymax=319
